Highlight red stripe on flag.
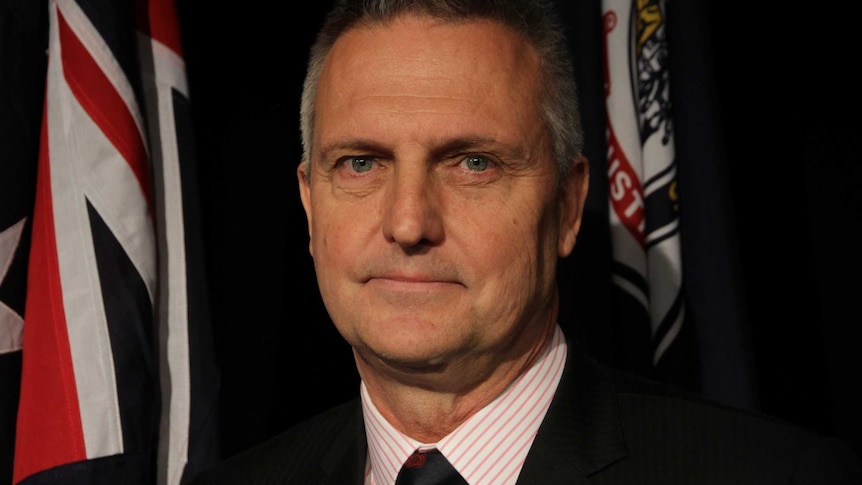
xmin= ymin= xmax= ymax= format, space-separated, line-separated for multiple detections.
xmin=13 ymin=103 xmax=87 ymax=484
xmin=145 ymin=0 xmax=183 ymax=56
xmin=606 ymin=123 xmax=646 ymax=247
xmin=57 ymin=10 xmax=152 ymax=211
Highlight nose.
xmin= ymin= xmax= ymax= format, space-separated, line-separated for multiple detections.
xmin=382 ymin=163 xmax=443 ymax=249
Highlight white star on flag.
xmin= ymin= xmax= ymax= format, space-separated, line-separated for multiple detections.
xmin=0 ymin=217 xmax=25 ymax=354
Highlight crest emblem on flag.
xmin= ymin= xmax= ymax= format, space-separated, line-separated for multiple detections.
xmin=602 ymin=0 xmax=684 ymax=367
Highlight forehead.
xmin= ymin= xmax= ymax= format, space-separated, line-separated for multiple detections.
xmin=327 ymin=15 xmax=538 ymax=74
xmin=314 ymin=15 xmax=544 ymax=138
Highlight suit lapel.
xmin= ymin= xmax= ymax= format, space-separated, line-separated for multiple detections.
xmin=517 ymin=340 xmax=628 ymax=483
xmin=317 ymin=341 xmax=628 ymax=484
xmin=318 ymin=401 xmax=369 ymax=485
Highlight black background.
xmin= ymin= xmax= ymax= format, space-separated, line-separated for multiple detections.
xmin=176 ymin=0 xmax=862 ymax=461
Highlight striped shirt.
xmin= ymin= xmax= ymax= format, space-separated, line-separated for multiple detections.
xmin=362 ymin=325 xmax=567 ymax=485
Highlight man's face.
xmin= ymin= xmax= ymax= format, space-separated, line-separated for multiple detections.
xmin=299 ymin=16 xmax=586 ymax=371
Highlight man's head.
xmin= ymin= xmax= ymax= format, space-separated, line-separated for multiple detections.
xmin=300 ymin=0 xmax=585 ymax=186
xmin=297 ymin=0 xmax=588 ymax=388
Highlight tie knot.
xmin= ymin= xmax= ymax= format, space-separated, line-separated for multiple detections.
xmin=395 ymin=449 xmax=468 ymax=485
xmin=404 ymin=452 xmax=429 ymax=469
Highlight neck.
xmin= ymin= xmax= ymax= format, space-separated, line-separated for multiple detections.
xmin=355 ymin=317 xmax=557 ymax=443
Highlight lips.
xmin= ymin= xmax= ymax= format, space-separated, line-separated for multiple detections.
xmin=366 ymin=275 xmax=463 ymax=292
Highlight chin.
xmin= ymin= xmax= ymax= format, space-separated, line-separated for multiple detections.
xmin=385 ymin=355 xmax=450 ymax=374
xmin=362 ymin=343 xmax=456 ymax=374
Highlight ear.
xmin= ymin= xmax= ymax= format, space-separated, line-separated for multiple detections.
xmin=297 ymin=161 xmax=314 ymax=257
xmin=558 ymin=154 xmax=589 ymax=258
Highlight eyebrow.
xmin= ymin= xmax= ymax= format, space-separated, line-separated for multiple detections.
xmin=317 ymin=139 xmax=382 ymax=157
xmin=434 ymin=136 xmax=512 ymax=156
xmin=317 ymin=136 xmax=526 ymax=160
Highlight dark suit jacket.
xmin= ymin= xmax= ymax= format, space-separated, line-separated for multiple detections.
xmin=190 ymin=341 xmax=862 ymax=484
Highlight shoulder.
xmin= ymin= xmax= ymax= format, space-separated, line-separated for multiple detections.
xmin=605 ymin=361 xmax=825 ymax=442
xmin=187 ymin=399 xmax=363 ymax=485
xmin=598 ymin=357 xmax=862 ymax=483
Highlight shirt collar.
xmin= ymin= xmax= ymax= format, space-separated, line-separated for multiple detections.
xmin=362 ymin=325 xmax=567 ymax=485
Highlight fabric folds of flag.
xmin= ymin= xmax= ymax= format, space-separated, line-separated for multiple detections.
xmin=659 ymin=0 xmax=757 ymax=410
xmin=136 ymin=0 xmax=221 ymax=482
xmin=596 ymin=0 xmax=757 ymax=408
xmin=14 ymin=0 xmax=158 ymax=482
xmin=600 ymin=0 xmax=689 ymax=384
xmin=12 ymin=0 xmax=218 ymax=483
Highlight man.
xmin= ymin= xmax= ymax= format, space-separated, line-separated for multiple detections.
xmin=192 ymin=0 xmax=862 ymax=483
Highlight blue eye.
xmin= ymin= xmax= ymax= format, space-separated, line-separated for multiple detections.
xmin=350 ymin=157 xmax=374 ymax=173
xmin=463 ymin=155 xmax=490 ymax=171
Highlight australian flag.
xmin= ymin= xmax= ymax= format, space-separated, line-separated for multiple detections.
xmin=5 ymin=0 xmax=219 ymax=483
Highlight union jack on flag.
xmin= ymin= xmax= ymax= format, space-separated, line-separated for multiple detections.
xmin=10 ymin=0 xmax=219 ymax=483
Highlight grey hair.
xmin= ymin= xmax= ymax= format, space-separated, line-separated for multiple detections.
xmin=299 ymin=0 xmax=584 ymax=186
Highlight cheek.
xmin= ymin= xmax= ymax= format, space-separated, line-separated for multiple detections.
xmin=309 ymin=193 xmax=379 ymax=281
xmin=309 ymin=205 xmax=359 ymax=322
xmin=464 ymin=230 xmax=544 ymax=344
xmin=309 ymin=201 xmax=348 ymax=271
xmin=466 ymin=207 xmax=545 ymax=298
xmin=495 ymin=200 xmax=561 ymax=290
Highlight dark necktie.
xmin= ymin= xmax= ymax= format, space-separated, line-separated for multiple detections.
xmin=394 ymin=449 xmax=468 ymax=485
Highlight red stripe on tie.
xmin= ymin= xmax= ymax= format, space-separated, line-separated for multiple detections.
xmin=13 ymin=102 xmax=87 ymax=484
xmin=57 ymin=9 xmax=152 ymax=212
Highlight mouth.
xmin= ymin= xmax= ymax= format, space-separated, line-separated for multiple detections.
xmin=365 ymin=274 xmax=464 ymax=292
